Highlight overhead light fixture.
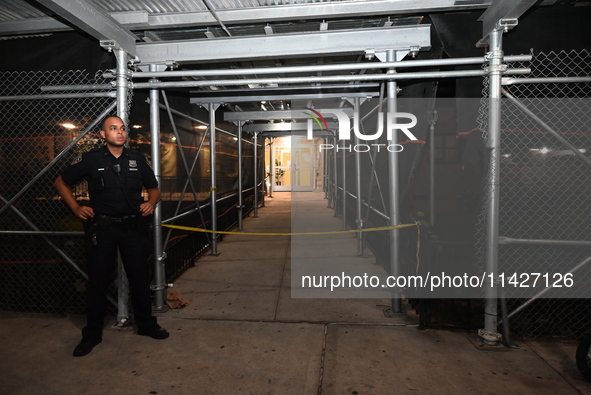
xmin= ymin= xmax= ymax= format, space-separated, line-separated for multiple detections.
xmin=60 ymin=123 xmax=77 ymax=129
xmin=320 ymin=20 xmax=328 ymax=31
xmin=132 ymin=124 xmax=142 ymax=129
xmin=194 ymin=125 xmax=208 ymax=129
xmin=264 ymin=24 xmax=274 ymax=35
xmin=384 ymin=17 xmax=393 ymax=27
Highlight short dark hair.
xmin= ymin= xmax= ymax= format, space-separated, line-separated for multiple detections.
xmin=101 ymin=115 xmax=123 ymax=132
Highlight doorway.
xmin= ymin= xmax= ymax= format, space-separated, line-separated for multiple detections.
xmin=271 ymin=136 xmax=323 ymax=192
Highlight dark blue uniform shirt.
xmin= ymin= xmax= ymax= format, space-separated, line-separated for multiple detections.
xmin=61 ymin=146 xmax=158 ymax=216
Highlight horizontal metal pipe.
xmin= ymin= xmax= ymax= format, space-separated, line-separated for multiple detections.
xmin=41 ymin=84 xmax=112 ymax=92
xmin=0 ymin=230 xmax=84 ymax=236
xmin=131 ymin=68 xmax=531 ymax=90
xmin=161 ymin=185 xmax=257 ymax=224
xmin=499 ymin=237 xmax=591 ymax=247
xmin=40 ymin=66 xmax=532 ymax=94
xmin=3 ymin=194 xmax=257 ymax=236
xmin=503 ymin=76 xmax=591 ymax=85
xmin=104 ymin=54 xmax=532 ymax=79
xmin=43 ymin=69 xmax=532 ymax=94
xmin=0 ymin=92 xmax=116 ymax=100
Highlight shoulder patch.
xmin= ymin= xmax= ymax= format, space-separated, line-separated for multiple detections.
xmin=70 ymin=155 xmax=82 ymax=165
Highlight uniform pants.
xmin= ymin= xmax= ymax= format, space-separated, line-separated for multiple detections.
xmin=82 ymin=218 xmax=157 ymax=340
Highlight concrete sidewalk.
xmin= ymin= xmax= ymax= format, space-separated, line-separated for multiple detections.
xmin=1 ymin=192 xmax=591 ymax=394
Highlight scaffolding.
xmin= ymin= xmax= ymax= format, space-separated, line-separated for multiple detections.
xmin=1 ymin=2 xmax=590 ymax=346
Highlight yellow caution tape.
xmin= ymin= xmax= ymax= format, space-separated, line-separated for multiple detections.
xmin=163 ymin=221 xmax=423 ymax=276
xmin=162 ymin=222 xmax=418 ymax=236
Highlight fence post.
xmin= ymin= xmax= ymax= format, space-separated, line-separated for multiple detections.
xmin=209 ymin=103 xmax=219 ymax=255
xmin=428 ymin=110 xmax=438 ymax=228
xmin=480 ymin=26 xmax=504 ymax=344
xmin=237 ymin=121 xmax=244 ymax=231
xmin=333 ymin=135 xmax=338 ymax=217
xmin=268 ymin=137 xmax=274 ymax=198
xmin=321 ymin=137 xmax=330 ymax=203
xmin=341 ymin=133 xmax=347 ymax=230
xmin=261 ymin=136 xmax=266 ymax=207
xmin=253 ymin=132 xmax=259 ymax=218
xmin=387 ymin=49 xmax=403 ymax=315
xmin=353 ymin=97 xmax=365 ymax=257
xmin=149 ymin=65 xmax=167 ymax=312
xmin=115 ymin=49 xmax=131 ymax=326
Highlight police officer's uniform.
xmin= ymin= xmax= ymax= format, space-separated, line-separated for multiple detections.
xmin=61 ymin=145 xmax=159 ymax=341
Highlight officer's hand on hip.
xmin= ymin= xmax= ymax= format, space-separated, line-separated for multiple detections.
xmin=139 ymin=202 xmax=155 ymax=216
xmin=74 ymin=205 xmax=95 ymax=220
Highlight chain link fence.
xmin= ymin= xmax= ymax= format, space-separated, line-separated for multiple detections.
xmin=476 ymin=49 xmax=591 ymax=338
xmin=0 ymin=70 xmax=260 ymax=315
xmin=0 ymin=70 xmax=117 ymax=313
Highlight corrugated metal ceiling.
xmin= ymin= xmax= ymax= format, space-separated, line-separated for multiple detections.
xmin=87 ymin=0 xmax=208 ymax=14
xmin=0 ymin=1 xmax=48 ymax=21
xmin=0 ymin=0 xmax=407 ymax=23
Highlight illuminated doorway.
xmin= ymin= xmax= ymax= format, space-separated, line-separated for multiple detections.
xmin=272 ymin=136 xmax=323 ymax=192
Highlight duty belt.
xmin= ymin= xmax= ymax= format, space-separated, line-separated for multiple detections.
xmin=94 ymin=214 xmax=140 ymax=231
xmin=87 ymin=214 xmax=141 ymax=245
xmin=96 ymin=214 xmax=137 ymax=223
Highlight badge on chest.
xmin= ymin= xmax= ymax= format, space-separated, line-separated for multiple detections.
xmin=128 ymin=159 xmax=138 ymax=171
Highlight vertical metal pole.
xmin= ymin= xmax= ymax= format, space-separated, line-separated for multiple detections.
xmin=115 ymin=50 xmax=129 ymax=125
xmin=253 ymin=132 xmax=259 ymax=218
xmin=429 ymin=111 xmax=437 ymax=228
xmin=333 ymin=135 xmax=338 ymax=217
xmin=114 ymin=49 xmax=130 ymax=326
xmin=326 ymin=141 xmax=331 ymax=197
xmin=261 ymin=136 xmax=266 ymax=207
xmin=209 ymin=103 xmax=219 ymax=255
xmin=481 ymin=27 xmax=504 ymax=343
xmin=354 ymin=98 xmax=364 ymax=257
xmin=325 ymin=138 xmax=331 ymax=206
xmin=341 ymin=140 xmax=347 ymax=230
xmin=387 ymin=49 xmax=402 ymax=314
xmin=149 ymin=66 xmax=166 ymax=311
xmin=237 ymin=122 xmax=244 ymax=231
xmin=268 ymin=137 xmax=274 ymax=198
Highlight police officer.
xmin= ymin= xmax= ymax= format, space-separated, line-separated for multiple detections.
xmin=55 ymin=115 xmax=169 ymax=357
